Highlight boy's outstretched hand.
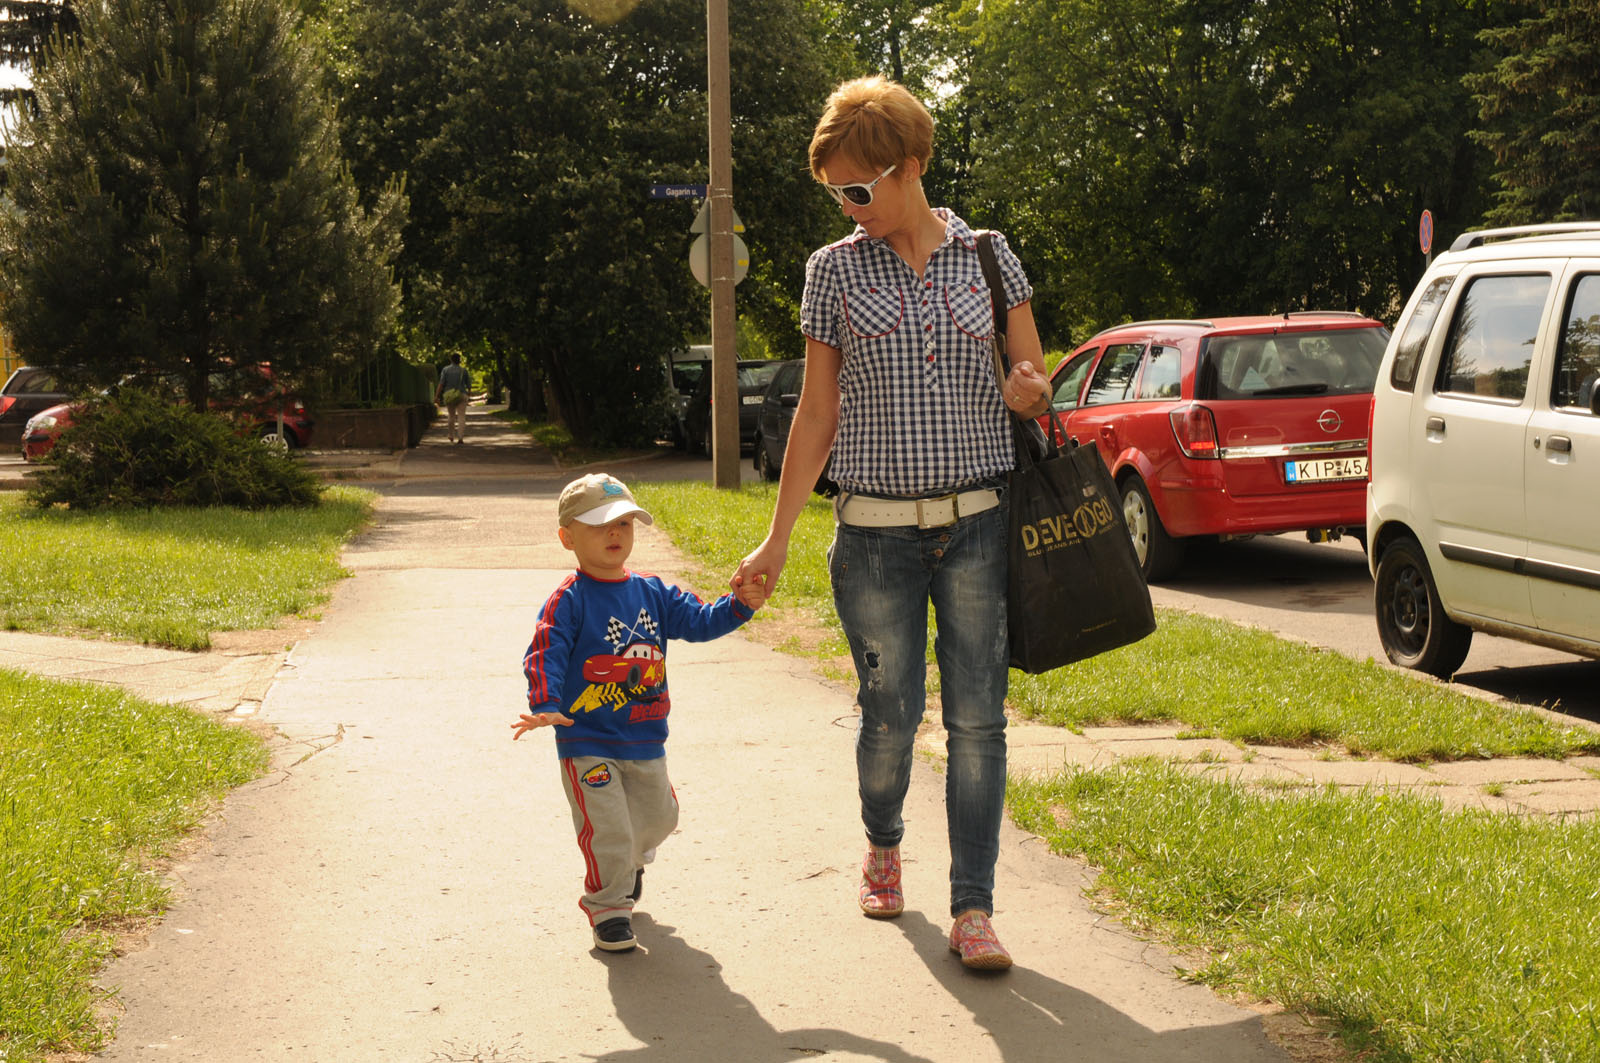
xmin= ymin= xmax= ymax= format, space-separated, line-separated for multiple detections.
xmin=511 ymin=711 xmax=573 ymax=740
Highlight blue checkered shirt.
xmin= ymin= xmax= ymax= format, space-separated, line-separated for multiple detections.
xmin=801 ymin=211 xmax=1034 ymax=497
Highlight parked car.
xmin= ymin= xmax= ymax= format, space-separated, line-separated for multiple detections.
xmin=0 ymin=366 xmax=72 ymax=447
xmin=683 ymin=358 xmax=783 ymax=456
xmin=21 ymin=369 xmax=313 ymax=461
xmin=750 ymin=358 xmax=837 ymax=495
xmin=1367 ymin=222 xmax=1600 ymax=677
xmin=666 ymin=355 xmax=709 ymax=449
xmin=1039 ymin=312 xmax=1391 ymax=580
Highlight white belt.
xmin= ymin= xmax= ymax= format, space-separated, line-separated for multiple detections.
xmin=836 ymin=488 xmax=1000 ymax=529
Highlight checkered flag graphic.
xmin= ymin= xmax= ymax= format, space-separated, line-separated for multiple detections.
xmin=604 ymin=616 xmax=629 ymax=649
xmin=636 ymin=608 xmax=658 ymax=638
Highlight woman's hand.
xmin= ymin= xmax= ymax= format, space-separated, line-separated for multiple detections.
xmin=732 ymin=536 xmax=788 ymax=606
xmin=1004 ymin=361 xmax=1051 ymax=418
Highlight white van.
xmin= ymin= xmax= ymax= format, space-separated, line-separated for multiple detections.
xmin=1367 ymin=223 xmax=1600 ymax=677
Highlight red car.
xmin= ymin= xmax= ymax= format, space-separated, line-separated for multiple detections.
xmin=1040 ymin=313 xmax=1390 ymax=580
xmin=21 ymin=370 xmax=313 ymax=462
xmin=582 ymin=642 xmax=666 ymax=690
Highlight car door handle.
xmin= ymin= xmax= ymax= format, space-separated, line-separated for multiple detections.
xmin=1426 ymin=416 xmax=1446 ymax=432
xmin=1547 ymin=434 xmax=1572 ymax=454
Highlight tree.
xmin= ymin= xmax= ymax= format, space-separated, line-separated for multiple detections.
xmin=328 ymin=0 xmax=842 ymax=445
xmin=966 ymin=0 xmax=1503 ymax=343
xmin=1469 ymin=0 xmax=1600 ymax=224
xmin=0 ymin=0 xmax=404 ymax=409
xmin=0 ymin=0 xmax=78 ymax=108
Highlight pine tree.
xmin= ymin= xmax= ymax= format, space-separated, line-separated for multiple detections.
xmin=0 ymin=0 xmax=405 ymax=407
xmin=0 ymin=0 xmax=78 ymax=108
xmin=1469 ymin=0 xmax=1600 ymax=223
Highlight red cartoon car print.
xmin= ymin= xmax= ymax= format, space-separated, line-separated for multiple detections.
xmin=582 ymin=642 xmax=665 ymax=690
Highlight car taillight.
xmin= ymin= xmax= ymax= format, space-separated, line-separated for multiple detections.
xmin=0 ymin=396 xmax=13 ymax=417
xmin=1169 ymin=403 xmax=1219 ymax=459
xmin=1366 ymin=393 xmax=1376 ymax=482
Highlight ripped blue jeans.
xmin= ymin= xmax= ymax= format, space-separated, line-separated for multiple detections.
xmin=829 ymin=501 xmax=1009 ymax=917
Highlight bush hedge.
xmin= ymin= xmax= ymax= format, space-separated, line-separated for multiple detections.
xmin=26 ymin=389 xmax=324 ymax=510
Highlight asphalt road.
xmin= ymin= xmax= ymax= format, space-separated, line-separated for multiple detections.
xmin=1145 ymin=532 xmax=1600 ymax=720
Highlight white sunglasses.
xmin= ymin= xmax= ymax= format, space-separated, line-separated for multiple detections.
xmin=823 ymin=164 xmax=897 ymax=207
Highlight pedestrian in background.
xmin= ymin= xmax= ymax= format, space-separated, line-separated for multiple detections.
xmin=732 ymin=76 xmax=1051 ymax=970
xmin=436 ymin=353 xmax=471 ymax=444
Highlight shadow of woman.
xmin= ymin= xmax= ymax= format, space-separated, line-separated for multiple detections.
xmin=588 ymin=914 xmax=936 ymax=1063
xmin=888 ymin=910 xmax=1285 ymax=1062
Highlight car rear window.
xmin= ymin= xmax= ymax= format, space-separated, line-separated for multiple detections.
xmin=739 ymin=363 xmax=781 ymax=391
xmin=4 ymin=368 xmax=60 ymax=394
xmin=1201 ymin=326 xmax=1389 ymax=400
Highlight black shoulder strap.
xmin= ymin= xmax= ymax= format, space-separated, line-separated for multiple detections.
xmin=976 ymin=231 xmax=1008 ymax=342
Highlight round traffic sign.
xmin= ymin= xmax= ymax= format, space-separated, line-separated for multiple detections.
xmin=1419 ymin=210 xmax=1434 ymax=255
xmin=689 ymin=233 xmax=750 ymax=287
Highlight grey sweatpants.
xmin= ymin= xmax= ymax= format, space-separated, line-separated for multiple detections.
xmin=559 ymin=755 xmax=679 ymax=925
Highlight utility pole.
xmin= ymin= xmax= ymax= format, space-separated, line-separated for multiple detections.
xmin=705 ymin=0 xmax=739 ymax=489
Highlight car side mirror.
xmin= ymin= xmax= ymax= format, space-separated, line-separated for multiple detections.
xmin=780 ymin=393 xmax=800 ymax=408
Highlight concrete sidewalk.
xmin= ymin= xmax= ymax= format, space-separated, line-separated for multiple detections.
xmin=3 ymin=405 xmax=1295 ymax=1062
xmin=0 ymin=403 xmax=1587 ymax=1060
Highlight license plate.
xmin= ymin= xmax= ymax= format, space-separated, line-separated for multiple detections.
xmin=741 ymin=395 xmax=762 ymax=405
xmin=1286 ymin=456 xmax=1368 ymax=483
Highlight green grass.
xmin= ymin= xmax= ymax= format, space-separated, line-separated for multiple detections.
xmin=1010 ymin=762 xmax=1600 ymax=1063
xmin=634 ymin=480 xmax=1597 ymax=762
xmin=641 ymin=479 xmax=1600 ymax=1062
xmin=0 ymin=487 xmax=374 ymax=650
xmin=1008 ymin=611 xmax=1599 ymax=761
xmin=489 ymin=409 xmax=659 ymax=467
xmin=0 ymin=669 xmax=268 ymax=1060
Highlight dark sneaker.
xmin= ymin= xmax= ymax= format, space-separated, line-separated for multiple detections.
xmin=593 ymin=917 xmax=636 ymax=952
xmin=628 ymin=869 xmax=644 ymax=904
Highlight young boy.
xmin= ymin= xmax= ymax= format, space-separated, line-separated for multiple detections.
xmin=514 ymin=473 xmax=762 ymax=952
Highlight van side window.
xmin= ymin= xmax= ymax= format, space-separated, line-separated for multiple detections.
xmin=1554 ymin=274 xmax=1600 ymax=415
xmin=1135 ymin=345 xmax=1182 ymax=399
xmin=1390 ymin=275 xmax=1454 ymax=391
xmin=1082 ymin=343 xmax=1144 ymax=406
xmin=1436 ymin=274 xmax=1551 ymax=401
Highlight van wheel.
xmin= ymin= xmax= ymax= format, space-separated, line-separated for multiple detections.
xmin=1120 ymin=474 xmax=1184 ymax=582
xmin=1374 ymin=536 xmax=1472 ymax=678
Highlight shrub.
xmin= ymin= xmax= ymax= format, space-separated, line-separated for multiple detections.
xmin=26 ymin=389 xmax=324 ymax=510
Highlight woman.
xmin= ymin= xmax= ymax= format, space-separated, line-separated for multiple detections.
xmin=733 ymin=76 xmax=1051 ymax=970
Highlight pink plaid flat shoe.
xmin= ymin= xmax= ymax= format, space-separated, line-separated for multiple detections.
xmin=949 ymin=909 xmax=1013 ymax=970
xmin=858 ymin=846 xmax=904 ymax=918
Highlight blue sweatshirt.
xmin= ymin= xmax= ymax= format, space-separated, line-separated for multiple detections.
xmin=523 ymin=569 xmax=753 ymax=760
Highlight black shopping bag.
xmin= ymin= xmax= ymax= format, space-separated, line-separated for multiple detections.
xmin=1006 ymin=424 xmax=1157 ymax=673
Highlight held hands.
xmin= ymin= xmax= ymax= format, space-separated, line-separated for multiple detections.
xmin=511 ymin=711 xmax=572 ymax=740
xmin=731 ymin=538 xmax=785 ymax=610
xmin=1004 ymin=362 xmax=1051 ymax=419
xmin=732 ymin=575 xmax=767 ymax=611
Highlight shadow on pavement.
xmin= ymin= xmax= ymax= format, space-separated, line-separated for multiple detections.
xmin=595 ymin=914 xmax=936 ymax=1063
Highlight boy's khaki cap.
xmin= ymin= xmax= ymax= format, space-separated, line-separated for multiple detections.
xmin=558 ymin=473 xmax=654 ymax=527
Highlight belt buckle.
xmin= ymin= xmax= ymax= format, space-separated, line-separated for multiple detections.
xmin=915 ymin=492 xmax=959 ymax=529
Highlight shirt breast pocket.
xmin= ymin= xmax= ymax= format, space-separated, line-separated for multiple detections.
xmin=944 ymin=282 xmax=995 ymax=341
xmin=843 ymin=286 xmax=905 ymax=339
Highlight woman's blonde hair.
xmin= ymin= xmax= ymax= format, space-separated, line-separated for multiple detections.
xmin=808 ymin=75 xmax=934 ymax=182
